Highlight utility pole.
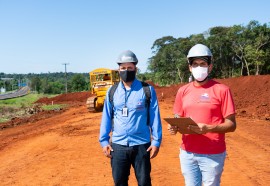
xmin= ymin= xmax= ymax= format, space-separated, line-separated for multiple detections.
xmin=62 ymin=63 xmax=69 ymax=93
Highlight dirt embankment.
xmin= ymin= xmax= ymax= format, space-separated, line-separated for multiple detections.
xmin=0 ymin=75 xmax=269 ymax=186
xmin=35 ymin=75 xmax=270 ymax=120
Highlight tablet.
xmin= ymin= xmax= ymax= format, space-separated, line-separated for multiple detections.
xmin=163 ymin=117 xmax=198 ymax=134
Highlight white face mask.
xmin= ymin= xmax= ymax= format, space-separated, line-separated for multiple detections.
xmin=191 ymin=66 xmax=208 ymax=82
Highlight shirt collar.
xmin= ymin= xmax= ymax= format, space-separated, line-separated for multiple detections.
xmin=120 ymin=78 xmax=139 ymax=90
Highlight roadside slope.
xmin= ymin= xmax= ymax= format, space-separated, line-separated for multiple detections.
xmin=0 ymin=75 xmax=269 ymax=185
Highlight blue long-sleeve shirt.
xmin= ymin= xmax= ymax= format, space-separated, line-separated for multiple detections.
xmin=99 ymin=79 xmax=162 ymax=147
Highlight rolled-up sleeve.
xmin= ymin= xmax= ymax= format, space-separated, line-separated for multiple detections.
xmin=149 ymin=86 xmax=162 ymax=147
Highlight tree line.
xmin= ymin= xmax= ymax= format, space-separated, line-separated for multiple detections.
xmin=140 ymin=20 xmax=270 ymax=85
xmin=0 ymin=72 xmax=89 ymax=94
xmin=1 ymin=20 xmax=269 ymax=93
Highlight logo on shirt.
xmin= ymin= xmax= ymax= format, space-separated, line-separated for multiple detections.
xmin=199 ymin=93 xmax=210 ymax=103
xmin=136 ymin=99 xmax=145 ymax=110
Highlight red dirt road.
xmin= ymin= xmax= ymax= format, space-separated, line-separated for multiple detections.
xmin=0 ymin=75 xmax=269 ymax=186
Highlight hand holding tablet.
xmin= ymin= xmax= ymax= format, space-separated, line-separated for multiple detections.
xmin=163 ymin=117 xmax=198 ymax=134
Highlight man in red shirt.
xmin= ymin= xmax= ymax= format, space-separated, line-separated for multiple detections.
xmin=168 ymin=44 xmax=236 ymax=186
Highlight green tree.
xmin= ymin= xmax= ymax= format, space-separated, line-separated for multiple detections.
xmin=70 ymin=74 xmax=87 ymax=92
xmin=30 ymin=76 xmax=42 ymax=93
xmin=148 ymin=35 xmax=202 ymax=85
xmin=245 ymin=22 xmax=270 ymax=75
xmin=228 ymin=21 xmax=270 ymax=75
xmin=207 ymin=26 xmax=235 ymax=78
xmin=148 ymin=37 xmax=181 ymax=85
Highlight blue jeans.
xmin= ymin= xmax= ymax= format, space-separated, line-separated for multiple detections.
xmin=180 ymin=149 xmax=226 ymax=186
xmin=111 ymin=143 xmax=151 ymax=186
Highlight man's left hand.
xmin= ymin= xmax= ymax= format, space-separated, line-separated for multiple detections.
xmin=147 ymin=146 xmax=159 ymax=159
xmin=188 ymin=123 xmax=212 ymax=134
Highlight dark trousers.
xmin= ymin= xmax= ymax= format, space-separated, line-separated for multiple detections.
xmin=111 ymin=142 xmax=151 ymax=186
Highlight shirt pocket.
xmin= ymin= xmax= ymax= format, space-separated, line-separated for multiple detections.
xmin=134 ymin=98 xmax=146 ymax=112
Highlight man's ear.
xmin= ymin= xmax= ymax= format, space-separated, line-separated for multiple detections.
xmin=118 ymin=65 xmax=121 ymax=72
xmin=208 ymin=64 xmax=213 ymax=72
xmin=189 ymin=65 xmax=192 ymax=73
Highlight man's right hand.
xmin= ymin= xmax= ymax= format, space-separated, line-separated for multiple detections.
xmin=167 ymin=124 xmax=178 ymax=135
xmin=102 ymin=145 xmax=113 ymax=158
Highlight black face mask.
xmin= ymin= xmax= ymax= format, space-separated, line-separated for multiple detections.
xmin=119 ymin=70 xmax=136 ymax=82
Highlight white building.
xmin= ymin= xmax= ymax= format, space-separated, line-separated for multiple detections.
xmin=0 ymin=87 xmax=6 ymax=93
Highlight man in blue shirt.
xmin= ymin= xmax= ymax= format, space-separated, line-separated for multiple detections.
xmin=99 ymin=50 xmax=162 ymax=186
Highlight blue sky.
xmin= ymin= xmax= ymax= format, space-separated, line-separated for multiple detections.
xmin=0 ymin=0 xmax=269 ymax=74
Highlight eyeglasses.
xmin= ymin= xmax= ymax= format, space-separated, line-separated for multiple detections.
xmin=191 ymin=63 xmax=209 ymax=68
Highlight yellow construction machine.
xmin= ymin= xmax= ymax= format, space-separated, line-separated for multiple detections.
xmin=86 ymin=68 xmax=120 ymax=111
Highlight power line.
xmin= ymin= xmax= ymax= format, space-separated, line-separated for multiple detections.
xmin=62 ymin=63 xmax=69 ymax=93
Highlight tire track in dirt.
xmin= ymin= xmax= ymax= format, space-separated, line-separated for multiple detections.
xmin=224 ymin=118 xmax=270 ymax=186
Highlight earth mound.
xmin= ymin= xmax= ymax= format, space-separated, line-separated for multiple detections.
xmin=35 ymin=75 xmax=270 ymax=120
xmin=36 ymin=91 xmax=91 ymax=104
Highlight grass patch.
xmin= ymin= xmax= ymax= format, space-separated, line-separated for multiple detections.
xmin=0 ymin=118 xmax=9 ymax=123
xmin=0 ymin=93 xmax=60 ymax=123
xmin=42 ymin=104 xmax=67 ymax=111
xmin=0 ymin=94 xmax=43 ymax=108
xmin=0 ymin=94 xmax=58 ymax=108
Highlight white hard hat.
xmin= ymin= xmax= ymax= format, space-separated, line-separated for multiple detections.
xmin=116 ymin=50 xmax=138 ymax=65
xmin=187 ymin=44 xmax=212 ymax=64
